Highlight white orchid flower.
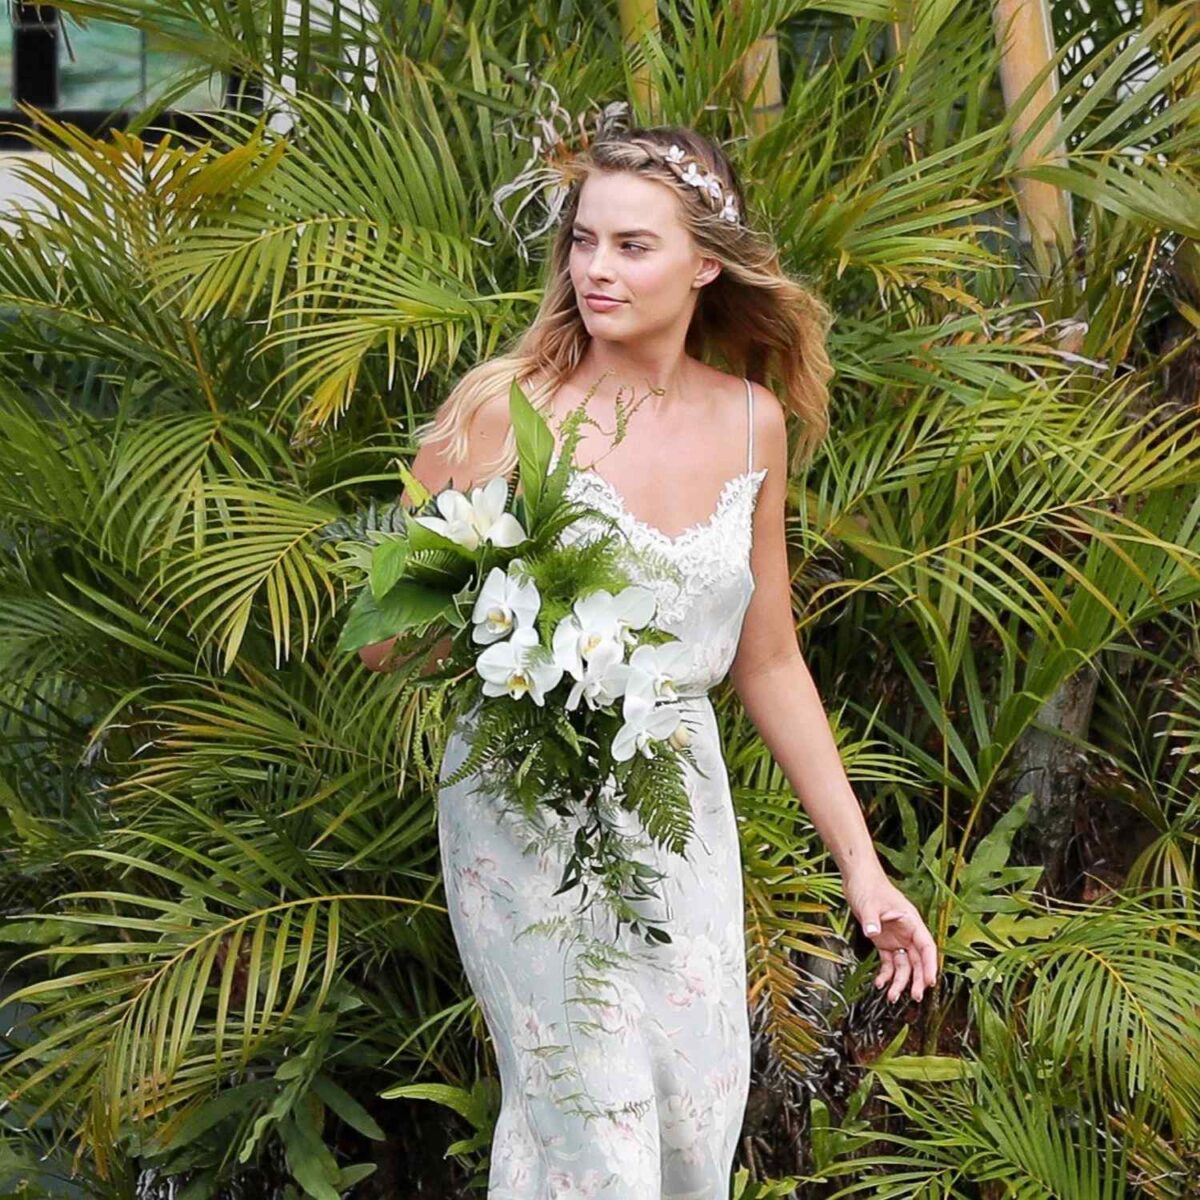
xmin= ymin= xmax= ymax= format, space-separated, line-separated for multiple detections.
xmin=612 ymin=693 xmax=685 ymax=762
xmin=551 ymin=615 xmax=627 ymax=708
xmin=551 ymin=585 xmax=656 ymax=678
xmin=414 ymin=475 xmax=526 ymax=551
xmin=471 ymin=560 xmax=540 ymax=644
xmin=475 ymin=625 xmax=563 ymax=705
xmin=623 ymin=640 xmax=693 ymax=706
xmin=560 ymin=638 xmax=629 ymax=712
xmin=575 ymin=586 xmax=656 ymax=646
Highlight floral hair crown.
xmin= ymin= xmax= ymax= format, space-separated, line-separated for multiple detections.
xmin=660 ymin=143 xmax=741 ymax=226
xmin=489 ymin=97 xmax=745 ymax=259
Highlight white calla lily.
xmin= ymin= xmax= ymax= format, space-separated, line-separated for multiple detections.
xmin=471 ymin=560 xmax=541 ymax=644
xmin=414 ymin=475 xmax=527 ymax=551
xmin=612 ymin=693 xmax=685 ymax=762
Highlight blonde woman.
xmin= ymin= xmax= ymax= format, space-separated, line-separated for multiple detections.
xmin=362 ymin=124 xmax=939 ymax=1198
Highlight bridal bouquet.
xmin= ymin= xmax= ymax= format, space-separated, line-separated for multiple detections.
xmin=331 ymin=380 xmax=704 ymax=946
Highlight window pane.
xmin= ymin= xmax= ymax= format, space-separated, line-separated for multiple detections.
xmin=58 ymin=15 xmax=142 ymax=110
xmin=1 ymin=5 xmax=11 ymax=109
xmin=3 ymin=9 xmax=224 ymax=113
xmin=144 ymin=38 xmax=224 ymax=110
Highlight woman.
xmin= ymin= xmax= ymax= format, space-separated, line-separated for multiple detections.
xmin=363 ymin=125 xmax=939 ymax=1198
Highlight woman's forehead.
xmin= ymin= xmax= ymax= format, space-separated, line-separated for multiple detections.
xmin=575 ymin=172 xmax=683 ymax=232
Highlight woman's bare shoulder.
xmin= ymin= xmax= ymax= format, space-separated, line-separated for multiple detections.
xmin=693 ymin=364 xmax=785 ymax=470
xmin=696 ymin=363 xmax=784 ymax=415
xmin=692 ymin=361 xmax=773 ymax=403
xmin=406 ymin=385 xmax=515 ymax=501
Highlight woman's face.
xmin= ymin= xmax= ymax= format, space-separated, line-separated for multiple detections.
xmin=567 ymin=169 xmax=720 ymax=340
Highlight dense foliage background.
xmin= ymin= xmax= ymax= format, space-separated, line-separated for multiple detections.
xmin=1 ymin=0 xmax=1199 ymax=1195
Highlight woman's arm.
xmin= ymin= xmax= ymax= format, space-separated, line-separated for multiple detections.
xmin=359 ymin=631 xmax=453 ymax=673
xmin=728 ymin=386 xmax=883 ymax=881
xmin=729 ymin=384 xmax=938 ymax=1001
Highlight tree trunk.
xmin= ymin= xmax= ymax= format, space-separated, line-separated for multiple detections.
xmin=991 ymin=0 xmax=1076 ymax=276
xmin=992 ymin=0 xmax=1096 ymax=891
xmin=732 ymin=2 xmax=784 ymax=132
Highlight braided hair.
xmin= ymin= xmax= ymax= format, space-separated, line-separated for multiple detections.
xmin=562 ymin=126 xmax=748 ymax=234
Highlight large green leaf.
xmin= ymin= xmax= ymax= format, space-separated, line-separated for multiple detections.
xmin=335 ymin=581 xmax=454 ymax=654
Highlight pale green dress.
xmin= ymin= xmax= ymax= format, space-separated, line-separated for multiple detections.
xmin=438 ymin=378 xmax=767 ymax=1198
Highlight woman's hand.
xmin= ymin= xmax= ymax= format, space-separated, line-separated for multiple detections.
xmin=843 ymin=868 xmax=939 ymax=1003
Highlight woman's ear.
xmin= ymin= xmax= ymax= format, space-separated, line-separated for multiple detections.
xmin=694 ymin=255 xmax=722 ymax=288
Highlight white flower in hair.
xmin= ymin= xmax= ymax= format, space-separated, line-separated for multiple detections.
xmin=706 ymin=175 xmax=724 ymax=203
xmin=720 ymin=196 xmax=740 ymax=224
xmin=666 ymin=144 xmax=688 ymax=164
xmin=680 ymin=162 xmax=707 ymax=189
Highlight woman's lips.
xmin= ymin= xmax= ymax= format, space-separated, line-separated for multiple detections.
xmin=584 ymin=295 xmax=625 ymax=311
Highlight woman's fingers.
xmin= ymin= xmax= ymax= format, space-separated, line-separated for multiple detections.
xmin=879 ymin=908 xmax=940 ymax=998
xmin=869 ymin=908 xmax=941 ymax=1002
xmin=916 ymin=925 xmax=940 ymax=988
xmin=894 ymin=915 xmax=940 ymax=992
xmin=874 ymin=947 xmax=895 ymax=990
xmin=908 ymin=947 xmax=925 ymax=1002
xmin=886 ymin=948 xmax=912 ymax=1003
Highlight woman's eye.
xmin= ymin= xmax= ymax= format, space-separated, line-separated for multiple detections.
xmin=569 ymin=235 xmax=646 ymax=254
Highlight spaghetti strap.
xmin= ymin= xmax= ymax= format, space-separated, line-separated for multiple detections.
xmin=744 ymin=377 xmax=754 ymax=472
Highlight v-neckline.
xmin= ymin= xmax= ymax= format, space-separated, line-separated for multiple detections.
xmin=551 ymin=447 xmax=767 ymax=545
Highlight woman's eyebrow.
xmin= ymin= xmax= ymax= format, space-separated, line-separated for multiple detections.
xmin=572 ymin=223 xmax=661 ymax=239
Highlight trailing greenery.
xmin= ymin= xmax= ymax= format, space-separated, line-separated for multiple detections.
xmin=0 ymin=0 xmax=1198 ymax=1196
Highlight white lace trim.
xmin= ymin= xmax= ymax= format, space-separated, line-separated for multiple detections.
xmin=566 ymin=468 xmax=767 ymax=549
xmin=560 ymin=467 xmax=768 ymax=626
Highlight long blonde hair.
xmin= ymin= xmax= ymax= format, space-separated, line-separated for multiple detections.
xmin=417 ymin=124 xmax=834 ymax=478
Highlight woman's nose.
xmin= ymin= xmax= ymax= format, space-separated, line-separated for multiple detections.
xmin=586 ymin=244 xmax=615 ymax=278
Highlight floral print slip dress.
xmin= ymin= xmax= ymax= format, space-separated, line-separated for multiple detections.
xmin=437 ymin=376 xmax=767 ymax=1199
